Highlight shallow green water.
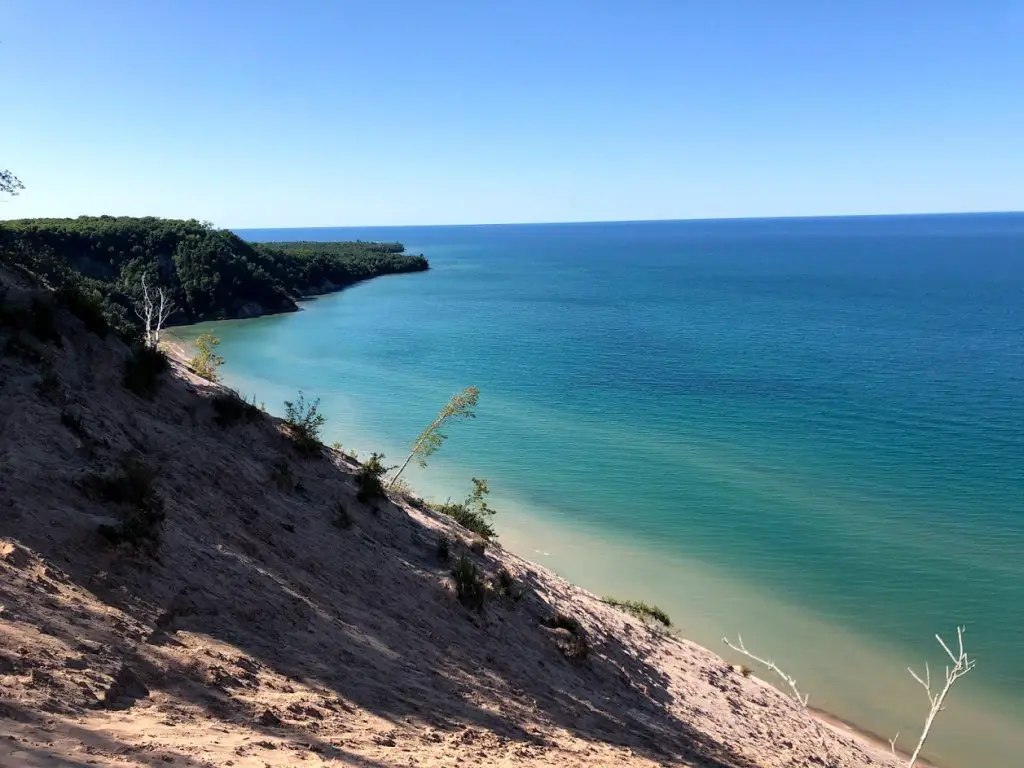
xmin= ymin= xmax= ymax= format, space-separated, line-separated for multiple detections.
xmin=169 ymin=216 xmax=1024 ymax=765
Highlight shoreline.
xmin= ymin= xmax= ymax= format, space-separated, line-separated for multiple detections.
xmin=158 ymin=338 xmax=940 ymax=767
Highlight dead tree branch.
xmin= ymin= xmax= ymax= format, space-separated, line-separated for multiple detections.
xmin=722 ymin=634 xmax=809 ymax=708
xmin=900 ymin=625 xmax=975 ymax=768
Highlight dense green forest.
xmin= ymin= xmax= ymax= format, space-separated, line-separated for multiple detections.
xmin=0 ymin=216 xmax=428 ymax=336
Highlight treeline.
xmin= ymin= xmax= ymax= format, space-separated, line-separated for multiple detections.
xmin=258 ymin=240 xmax=421 ymax=296
xmin=0 ymin=216 xmax=428 ymax=336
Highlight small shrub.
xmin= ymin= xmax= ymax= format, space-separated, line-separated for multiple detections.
xmin=270 ymin=458 xmax=294 ymax=490
xmin=543 ymin=613 xmax=589 ymax=659
xmin=388 ymin=476 xmax=414 ymax=498
xmin=602 ymin=597 xmax=672 ymax=628
xmin=189 ymin=331 xmax=224 ymax=381
xmin=332 ymin=502 xmax=352 ymax=529
xmin=36 ymin=366 xmax=62 ymax=399
xmin=283 ymin=391 xmax=326 ymax=455
xmin=452 ymin=554 xmax=486 ymax=611
xmin=123 ymin=344 xmax=169 ymax=398
xmin=468 ymin=536 xmax=487 ymax=556
xmin=436 ymin=534 xmax=451 ymax=562
xmin=212 ymin=391 xmax=262 ymax=427
xmin=494 ymin=568 xmax=524 ymax=601
xmin=91 ymin=460 xmax=165 ymax=549
xmin=61 ymin=408 xmax=87 ymax=437
xmin=356 ymin=452 xmax=394 ymax=505
xmin=57 ymin=285 xmax=110 ymax=336
xmin=27 ymin=297 xmax=61 ymax=346
xmin=3 ymin=333 xmax=44 ymax=363
xmin=434 ymin=477 xmax=498 ymax=539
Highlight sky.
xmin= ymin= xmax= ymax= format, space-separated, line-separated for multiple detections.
xmin=2 ymin=1 xmax=1023 ymax=227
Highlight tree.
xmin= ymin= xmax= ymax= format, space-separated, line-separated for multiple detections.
xmin=1 ymin=168 xmax=24 ymax=196
xmin=132 ymin=274 xmax=175 ymax=347
xmin=189 ymin=331 xmax=224 ymax=381
xmin=388 ymin=386 xmax=479 ymax=488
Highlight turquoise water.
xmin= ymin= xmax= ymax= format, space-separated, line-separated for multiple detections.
xmin=174 ymin=216 xmax=1024 ymax=766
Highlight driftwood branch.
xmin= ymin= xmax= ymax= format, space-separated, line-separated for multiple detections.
xmin=902 ymin=625 xmax=975 ymax=768
xmin=722 ymin=634 xmax=809 ymax=708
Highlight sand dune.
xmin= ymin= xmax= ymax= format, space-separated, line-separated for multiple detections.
xmin=0 ymin=265 xmax=900 ymax=767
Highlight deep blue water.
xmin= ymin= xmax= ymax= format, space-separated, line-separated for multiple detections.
xmin=177 ymin=214 xmax=1024 ymax=765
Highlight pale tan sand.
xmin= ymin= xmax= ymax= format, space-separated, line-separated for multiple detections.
xmin=0 ymin=268 xmax=905 ymax=767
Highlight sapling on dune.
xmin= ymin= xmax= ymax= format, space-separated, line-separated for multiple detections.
xmin=190 ymin=331 xmax=224 ymax=381
xmin=388 ymin=386 xmax=479 ymax=488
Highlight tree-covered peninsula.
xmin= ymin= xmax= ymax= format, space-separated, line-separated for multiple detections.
xmin=0 ymin=216 xmax=428 ymax=336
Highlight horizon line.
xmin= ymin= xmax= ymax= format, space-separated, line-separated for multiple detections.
xmin=230 ymin=209 xmax=1024 ymax=231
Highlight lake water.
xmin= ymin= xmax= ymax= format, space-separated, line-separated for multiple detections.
xmin=171 ymin=215 xmax=1024 ymax=766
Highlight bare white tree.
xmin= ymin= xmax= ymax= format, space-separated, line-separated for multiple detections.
xmin=722 ymin=634 xmax=809 ymax=707
xmin=133 ymin=274 xmax=175 ymax=347
xmin=897 ymin=626 xmax=976 ymax=768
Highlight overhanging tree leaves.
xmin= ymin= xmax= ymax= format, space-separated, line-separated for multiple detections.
xmin=1 ymin=168 xmax=25 ymax=196
xmin=388 ymin=386 xmax=479 ymax=488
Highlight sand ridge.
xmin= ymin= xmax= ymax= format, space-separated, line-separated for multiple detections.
xmin=0 ymin=267 xmax=900 ymax=767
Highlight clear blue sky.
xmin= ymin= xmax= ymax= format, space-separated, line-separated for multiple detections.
xmin=3 ymin=1 xmax=1023 ymax=226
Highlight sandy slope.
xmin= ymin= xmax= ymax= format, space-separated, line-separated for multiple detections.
xmin=0 ymin=268 xmax=900 ymax=767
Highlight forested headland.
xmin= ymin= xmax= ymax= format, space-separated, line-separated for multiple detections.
xmin=0 ymin=216 xmax=428 ymax=337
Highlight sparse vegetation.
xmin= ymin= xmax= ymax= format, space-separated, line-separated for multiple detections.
xmin=60 ymin=408 xmax=87 ymax=437
xmin=434 ymin=477 xmax=498 ymax=539
xmin=332 ymin=501 xmax=352 ymax=529
xmin=3 ymin=333 xmax=44 ymax=363
xmin=57 ymin=283 xmax=110 ymax=336
xmin=91 ymin=459 xmax=165 ymax=549
xmin=389 ymin=386 xmax=479 ymax=488
xmin=469 ymin=536 xmax=487 ymax=555
xmin=283 ymin=391 xmax=326 ymax=454
xmin=494 ymin=568 xmax=524 ymax=601
xmin=388 ymin=476 xmax=414 ymax=498
xmin=0 ymin=291 xmax=61 ymax=346
xmin=436 ymin=534 xmax=451 ymax=562
xmin=189 ymin=331 xmax=224 ymax=381
xmin=27 ymin=297 xmax=61 ymax=346
xmin=123 ymin=343 xmax=169 ymax=398
xmin=356 ymin=453 xmax=394 ymax=505
xmin=211 ymin=391 xmax=262 ymax=427
xmin=602 ymin=597 xmax=672 ymax=628
xmin=451 ymin=554 xmax=486 ymax=611
xmin=270 ymin=458 xmax=294 ymax=491
xmin=36 ymin=366 xmax=61 ymax=399
xmin=542 ymin=613 xmax=589 ymax=659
